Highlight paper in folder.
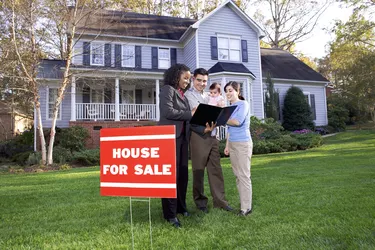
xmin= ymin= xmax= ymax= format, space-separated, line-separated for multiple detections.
xmin=190 ymin=103 xmax=237 ymax=127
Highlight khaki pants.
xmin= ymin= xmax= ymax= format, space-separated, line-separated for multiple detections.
xmin=228 ymin=140 xmax=253 ymax=211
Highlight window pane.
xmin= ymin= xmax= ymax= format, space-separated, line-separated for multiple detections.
xmin=218 ymin=37 xmax=229 ymax=49
xmin=159 ymin=59 xmax=170 ymax=69
xmin=48 ymin=88 xmax=60 ymax=119
xmin=159 ymin=48 xmax=169 ymax=59
xmin=123 ymin=46 xmax=135 ymax=67
xmin=230 ymin=39 xmax=240 ymax=50
xmin=229 ymin=50 xmax=240 ymax=61
xmin=219 ymin=49 xmax=229 ymax=60
xmin=91 ymin=44 xmax=104 ymax=65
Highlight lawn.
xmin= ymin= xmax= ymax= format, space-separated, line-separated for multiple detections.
xmin=0 ymin=130 xmax=374 ymax=249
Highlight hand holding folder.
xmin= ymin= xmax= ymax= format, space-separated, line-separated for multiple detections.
xmin=190 ymin=103 xmax=237 ymax=127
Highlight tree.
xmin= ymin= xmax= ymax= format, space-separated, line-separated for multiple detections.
xmin=282 ymin=86 xmax=314 ymax=131
xmin=253 ymin=0 xmax=330 ymax=51
xmin=264 ymin=73 xmax=279 ymax=121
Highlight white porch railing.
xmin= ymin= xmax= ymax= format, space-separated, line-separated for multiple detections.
xmin=75 ymin=103 xmax=156 ymax=121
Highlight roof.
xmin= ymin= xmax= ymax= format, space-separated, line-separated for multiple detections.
xmin=37 ymin=60 xmax=65 ymax=79
xmin=260 ymin=48 xmax=329 ymax=82
xmin=76 ymin=10 xmax=196 ymax=40
xmin=208 ymin=62 xmax=256 ymax=78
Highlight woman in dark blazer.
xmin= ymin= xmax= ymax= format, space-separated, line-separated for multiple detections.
xmin=158 ymin=64 xmax=196 ymax=228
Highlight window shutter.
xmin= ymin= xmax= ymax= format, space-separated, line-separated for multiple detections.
xmin=83 ymin=42 xmax=90 ymax=66
xmin=211 ymin=37 xmax=218 ymax=60
xmin=241 ymin=40 xmax=248 ymax=62
xmin=119 ymin=87 xmax=122 ymax=103
xmin=135 ymin=46 xmax=142 ymax=68
xmin=170 ymin=48 xmax=177 ymax=66
xmin=152 ymin=47 xmax=158 ymax=69
xmin=83 ymin=87 xmax=90 ymax=103
xmin=310 ymin=94 xmax=316 ymax=120
xmin=104 ymin=44 xmax=111 ymax=67
xmin=115 ymin=44 xmax=122 ymax=68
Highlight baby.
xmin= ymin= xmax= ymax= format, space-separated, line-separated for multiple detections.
xmin=205 ymin=82 xmax=225 ymax=107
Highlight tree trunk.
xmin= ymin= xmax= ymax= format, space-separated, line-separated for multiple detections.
xmin=35 ymin=104 xmax=46 ymax=165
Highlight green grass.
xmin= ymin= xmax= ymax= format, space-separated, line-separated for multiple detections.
xmin=1 ymin=131 xmax=375 ymax=249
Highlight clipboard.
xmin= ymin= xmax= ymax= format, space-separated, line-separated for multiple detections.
xmin=190 ymin=103 xmax=237 ymax=126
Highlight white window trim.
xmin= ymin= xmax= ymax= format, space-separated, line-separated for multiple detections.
xmin=158 ymin=47 xmax=170 ymax=69
xmin=90 ymin=88 xmax=104 ymax=103
xmin=121 ymin=44 xmax=135 ymax=68
xmin=217 ymin=34 xmax=241 ymax=62
xmin=90 ymin=42 xmax=105 ymax=66
xmin=46 ymin=87 xmax=62 ymax=121
xmin=303 ymin=91 xmax=311 ymax=106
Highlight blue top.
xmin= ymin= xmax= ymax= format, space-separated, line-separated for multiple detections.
xmin=227 ymin=100 xmax=251 ymax=142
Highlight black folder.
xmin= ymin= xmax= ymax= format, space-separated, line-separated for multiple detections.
xmin=190 ymin=103 xmax=237 ymax=127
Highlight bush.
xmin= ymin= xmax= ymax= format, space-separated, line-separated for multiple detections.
xmin=0 ymin=140 xmax=33 ymax=158
xmin=282 ymin=86 xmax=314 ymax=131
xmin=72 ymin=149 xmax=100 ymax=166
xmin=53 ymin=146 xmax=73 ymax=164
xmin=11 ymin=151 xmax=34 ymax=165
xmin=291 ymin=132 xmax=322 ymax=150
xmin=26 ymin=152 xmax=42 ymax=166
xmin=58 ymin=126 xmax=89 ymax=152
xmin=219 ymin=140 xmax=229 ymax=158
xmin=250 ymin=116 xmax=284 ymax=140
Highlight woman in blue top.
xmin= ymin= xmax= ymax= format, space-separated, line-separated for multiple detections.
xmin=223 ymin=81 xmax=253 ymax=216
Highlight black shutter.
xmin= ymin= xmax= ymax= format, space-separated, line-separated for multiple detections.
xmin=170 ymin=48 xmax=177 ymax=66
xmin=119 ymin=87 xmax=122 ymax=103
xmin=83 ymin=87 xmax=90 ymax=103
xmin=83 ymin=42 xmax=90 ymax=66
xmin=152 ymin=47 xmax=158 ymax=69
xmin=115 ymin=44 xmax=122 ymax=68
xmin=135 ymin=46 xmax=142 ymax=68
xmin=211 ymin=36 xmax=218 ymax=60
xmin=104 ymin=44 xmax=111 ymax=67
xmin=310 ymin=94 xmax=316 ymax=120
xmin=241 ymin=40 xmax=248 ymax=62
xmin=104 ymin=88 xmax=112 ymax=103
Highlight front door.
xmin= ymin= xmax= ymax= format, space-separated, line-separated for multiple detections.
xmin=135 ymin=89 xmax=142 ymax=104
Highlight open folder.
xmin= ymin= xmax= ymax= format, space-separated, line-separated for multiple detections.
xmin=190 ymin=103 xmax=237 ymax=127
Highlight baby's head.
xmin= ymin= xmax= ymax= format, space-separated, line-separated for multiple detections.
xmin=209 ymin=82 xmax=221 ymax=97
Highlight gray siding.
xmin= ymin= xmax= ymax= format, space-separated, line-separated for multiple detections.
xmin=274 ymin=83 xmax=328 ymax=126
xmin=39 ymin=84 xmax=71 ymax=128
xmin=183 ymin=36 xmax=196 ymax=71
xmin=73 ymin=41 xmax=83 ymax=65
xmin=197 ymin=6 xmax=264 ymax=119
xmin=177 ymin=48 xmax=184 ymax=64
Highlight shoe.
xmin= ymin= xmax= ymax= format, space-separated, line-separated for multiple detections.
xmin=199 ymin=207 xmax=208 ymax=213
xmin=178 ymin=211 xmax=191 ymax=217
xmin=222 ymin=205 xmax=234 ymax=212
xmin=167 ymin=218 xmax=181 ymax=228
xmin=237 ymin=209 xmax=252 ymax=216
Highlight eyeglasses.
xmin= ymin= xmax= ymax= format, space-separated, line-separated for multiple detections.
xmin=195 ymin=78 xmax=208 ymax=83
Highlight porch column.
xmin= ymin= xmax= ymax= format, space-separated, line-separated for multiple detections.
xmin=156 ymin=79 xmax=160 ymax=121
xmin=115 ymin=77 xmax=120 ymax=121
xmin=221 ymin=77 xmax=227 ymax=104
xmin=70 ymin=75 xmax=76 ymax=121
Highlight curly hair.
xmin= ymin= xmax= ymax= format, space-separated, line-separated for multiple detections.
xmin=163 ymin=64 xmax=191 ymax=90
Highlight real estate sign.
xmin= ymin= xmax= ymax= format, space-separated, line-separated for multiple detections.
xmin=100 ymin=126 xmax=176 ymax=198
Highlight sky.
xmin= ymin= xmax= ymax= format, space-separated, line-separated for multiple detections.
xmin=246 ymin=2 xmax=356 ymax=59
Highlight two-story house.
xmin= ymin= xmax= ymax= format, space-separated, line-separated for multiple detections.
xmin=36 ymin=0 xmax=329 ymax=148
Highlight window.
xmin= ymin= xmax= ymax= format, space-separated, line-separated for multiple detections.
xmin=121 ymin=89 xmax=135 ymax=104
xmin=158 ymin=48 xmax=170 ymax=69
xmin=304 ymin=92 xmax=311 ymax=105
xmin=47 ymin=87 xmax=61 ymax=120
xmin=90 ymin=89 xmax=104 ymax=103
xmin=122 ymin=45 xmax=135 ymax=67
xmin=91 ymin=42 xmax=104 ymax=66
xmin=217 ymin=35 xmax=241 ymax=61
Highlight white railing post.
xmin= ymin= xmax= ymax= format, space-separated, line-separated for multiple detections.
xmin=70 ymin=76 xmax=76 ymax=121
xmin=156 ymin=79 xmax=160 ymax=121
xmin=115 ymin=78 xmax=120 ymax=121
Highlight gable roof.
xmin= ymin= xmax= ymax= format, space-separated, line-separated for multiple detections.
xmin=76 ymin=10 xmax=196 ymax=40
xmin=208 ymin=62 xmax=255 ymax=78
xmin=191 ymin=0 xmax=265 ymax=38
xmin=260 ymin=48 xmax=329 ymax=82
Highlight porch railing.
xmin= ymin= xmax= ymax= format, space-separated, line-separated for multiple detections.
xmin=75 ymin=103 xmax=156 ymax=121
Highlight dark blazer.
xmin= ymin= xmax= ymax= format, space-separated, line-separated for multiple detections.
xmin=158 ymin=85 xmax=192 ymax=138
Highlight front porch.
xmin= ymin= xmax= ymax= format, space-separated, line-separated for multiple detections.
xmin=70 ymin=76 xmax=161 ymax=122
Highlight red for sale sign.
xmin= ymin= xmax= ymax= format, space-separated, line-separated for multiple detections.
xmin=100 ymin=125 xmax=176 ymax=198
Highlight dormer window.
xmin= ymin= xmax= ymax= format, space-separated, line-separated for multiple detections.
xmin=217 ymin=35 xmax=241 ymax=62
xmin=158 ymin=48 xmax=170 ymax=69
xmin=122 ymin=45 xmax=135 ymax=67
xmin=91 ymin=42 xmax=104 ymax=66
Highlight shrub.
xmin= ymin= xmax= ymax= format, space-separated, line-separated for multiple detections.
xmin=282 ymin=86 xmax=314 ymax=131
xmin=58 ymin=126 xmax=89 ymax=152
xmin=250 ymin=116 xmax=284 ymax=140
xmin=218 ymin=140 xmax=229 ymax=158
xmin=53 ymin=146 xmax=73 ymax=164
xmin=11 ymin=151 xmax=34 ymax=165
xmin=72 ymin=149 xmax=100 ymax=166
xmin=253 ymin=140 xmax=271 ymax=154
xmin=291 ymin=133 xmax=322 ymax=150
xmin=26 ymin=152 xmax=42 ymax=166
